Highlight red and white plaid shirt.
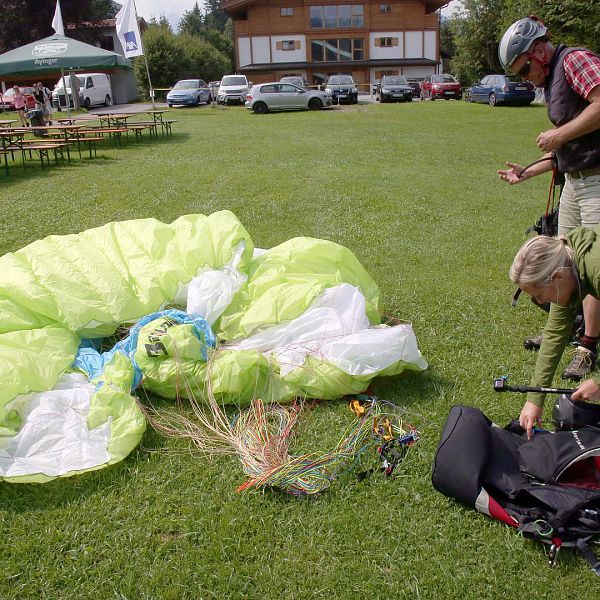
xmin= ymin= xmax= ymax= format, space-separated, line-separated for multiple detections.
xmin=564 ymin=49 xmax=600 ymax=99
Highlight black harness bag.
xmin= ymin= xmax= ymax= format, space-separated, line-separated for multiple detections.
xmin=432 ymin=405 xmax=600 ymax=575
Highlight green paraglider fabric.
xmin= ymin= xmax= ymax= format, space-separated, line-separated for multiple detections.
xmin=0 ymin=210 xmax=426 ymax=482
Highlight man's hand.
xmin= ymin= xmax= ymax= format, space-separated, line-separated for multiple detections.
xmin=536 ymin=128 xmax=564 ymax=152
xmin=520 ymin=401 xmax=543 ymax=440
xmin=498 ymin=162 xmax=525 ymax=184
xmin=571 ymin=379 xmax=600 ymax=402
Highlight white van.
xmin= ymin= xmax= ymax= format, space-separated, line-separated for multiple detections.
xmin=52 ymin=73 xmax=112 ymax=110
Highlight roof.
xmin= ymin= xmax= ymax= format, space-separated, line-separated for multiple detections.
xmin=239 ymin=58 xmax=439 ymax=72
xmin=223 ymin=0 xmax=447 ymax=16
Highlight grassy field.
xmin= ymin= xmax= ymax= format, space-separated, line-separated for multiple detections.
xmin=0 ymin=100 xmax=593 ymax=599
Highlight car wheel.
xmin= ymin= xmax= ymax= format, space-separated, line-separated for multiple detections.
xmin=104 ymin=94 xmax=112 ymax=107
xmin=253 ymin=101 xmax=268 ymax=115
xmin=308 ymin=98 xmax=323 ymax=110
xmin=168 ymin=104 xmax=173 ymax=108
xmin=489 ymin=93 xmax=497 ymax=107
xmin=83 ymin=97 xmax=91 ymax=110
xmin=465 ymin=91 xmax=472 ymax=102
xmin=430 ymin=93 xmax=435 ymax=101
xmin=419 ymin=92 xmax=425 ymax=101
xmin=407 ymin=96 xmax=413 ymax=102
xmin=208 ymin=94 xmax=212 ymax=103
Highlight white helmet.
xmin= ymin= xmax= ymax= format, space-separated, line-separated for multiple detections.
xmin=498 ymin=17 xmax=547 ymax=70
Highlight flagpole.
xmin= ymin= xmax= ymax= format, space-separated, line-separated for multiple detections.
xmin=130 ymin=1 xmax=155 ymax=109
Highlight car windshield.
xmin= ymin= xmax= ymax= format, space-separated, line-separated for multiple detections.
xmin=173 ymin=80 xmax=199 ymax=89
xmin=432 ymin=75 xmax=457 ymax=83
xmin=2 ymin=89 xmax=15 ymax=98
xmin=221 ymin=76 xmax=247 ymax=86
xmin=383 ymin=77 xmax=408 ymax=85
xmin=328 ymin=76 xmax=354 ymax=85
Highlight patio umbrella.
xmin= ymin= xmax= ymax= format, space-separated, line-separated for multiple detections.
xmin=0 ymin=34 xmax=132 ymax=114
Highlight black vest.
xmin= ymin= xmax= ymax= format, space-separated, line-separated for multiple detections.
xmin=545 ymin=44 xmax=600 ymax=174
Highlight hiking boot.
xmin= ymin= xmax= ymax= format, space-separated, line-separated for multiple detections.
xmin=524 ymin=333 xmax=543 ymax=351
xmin=562 ymin=346 xmax=597 ymax=381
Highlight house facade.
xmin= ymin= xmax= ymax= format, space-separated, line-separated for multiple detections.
xmin=222 ymin=0 xmax=446 ymax=88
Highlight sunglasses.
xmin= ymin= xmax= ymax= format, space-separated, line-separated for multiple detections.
xmin=516 ymin=59 xmax=532 ymax=78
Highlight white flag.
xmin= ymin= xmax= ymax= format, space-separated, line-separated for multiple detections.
xmin=116 ymin=0 xmax=144 ymax=58
xmin=52 ymin=0 xmax=65 ymax=36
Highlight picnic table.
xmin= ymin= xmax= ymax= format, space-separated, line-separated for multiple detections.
xmin=0 ymin=119 xmax=18 ymax=128
xmin=145 ymin=110 xmax=176 ymax=136
xmin=95 ymin=113 xmax=137 ymax=128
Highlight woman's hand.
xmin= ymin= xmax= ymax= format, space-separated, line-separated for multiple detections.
xmin=571 ymin=379 xmax=600 ymax=402
xmin=520 ymin=401 xmax=542 ymax=440
xmin=498 ymin=162 xmax=525 ymax=184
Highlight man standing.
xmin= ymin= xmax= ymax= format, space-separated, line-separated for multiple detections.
xmin=498 ymin=15 xmax=600 ymax=381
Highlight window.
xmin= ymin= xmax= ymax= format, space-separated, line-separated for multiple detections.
xmin=277 ymin=40 xmax=300 ymax=51
xmin=280 ymin=7 xmax=293 ymax=16
xmin=380 ymin=4 xmax=392 ymax=12
xmin=310 ymin=5 xmax=364 ymax=29
xmin=311 ymin=38 xmax=364 ymax=62
xmin=260 ymin=84 xmax=278 ymax=93
xmin=379 ymin=37 xmax=393 ymax=47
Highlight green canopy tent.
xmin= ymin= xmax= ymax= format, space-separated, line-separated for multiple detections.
xmin=0 ymin=34 xmax=132 ymax=114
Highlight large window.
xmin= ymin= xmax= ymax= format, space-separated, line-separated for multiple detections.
xmin=311 ymin=39 xmax=364 ymax=62
xmin=281 ymin=7 xmax=293 ymax=16
xmin=310 ymin=5 xmax=364 ymax=28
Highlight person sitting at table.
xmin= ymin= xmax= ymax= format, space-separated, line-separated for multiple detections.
xmin=12 ymin=85 xmax=27 ymax=127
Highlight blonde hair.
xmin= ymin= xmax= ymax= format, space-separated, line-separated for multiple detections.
xmin=510 ymin=235 xmax=575 ymax=287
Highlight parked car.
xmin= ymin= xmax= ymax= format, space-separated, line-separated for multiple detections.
xmin=325 ymin=75 xmax=358 ymax=104
xmin=245 ymin=82 xmax=332 ymax=114
xmin=0 ymin=86 xmax=36 ymax=110
xmin=167 ymin=79 xmax=211 ymax=107
xmin=420 ymin=74 xmax=462 ymax=101
xmin=465 ymin=75 xmax=536 ymax=106
xmin=217 ymin=75 xmax=251 ymax=105
xmin=407 ymin=80 xmax=421 ymax=99
xmin=52 ymin=73 xmax=112 ymax=110
xmin=279 ymin=76 xmax=310 ymax=89
xmin=374 ymin=75 xmax=413 ymax=103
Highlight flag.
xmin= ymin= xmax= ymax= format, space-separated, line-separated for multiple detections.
xmin=52 ymin=0 xmax=65 ymax=36
xmin=116 ymin=0 xmax=144 ymax=58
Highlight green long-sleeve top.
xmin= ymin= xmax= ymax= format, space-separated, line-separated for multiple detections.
xmin=528 ymin=226 xmax=600 ymax=408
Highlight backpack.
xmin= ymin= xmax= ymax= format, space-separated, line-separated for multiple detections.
xmin=432 ymin=405 xmax=600 ymax=575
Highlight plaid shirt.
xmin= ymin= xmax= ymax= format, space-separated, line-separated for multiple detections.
xmin=564 ymin=49 xmax=600 ymax=99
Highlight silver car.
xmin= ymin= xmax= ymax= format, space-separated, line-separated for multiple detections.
xmin=245 ymin=82 xmax=332 ymax=114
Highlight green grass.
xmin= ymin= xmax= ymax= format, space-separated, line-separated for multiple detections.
xmin=0 ymin=101 xmax=593 ymax=599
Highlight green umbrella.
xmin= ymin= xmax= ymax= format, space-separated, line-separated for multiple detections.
xmin=0 ymin=34 xmax=132 ymax=115
xmin=0 ymin=34 xmax=131 ymax=78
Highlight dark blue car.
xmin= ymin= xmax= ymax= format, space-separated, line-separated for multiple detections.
xmin=466 ymin=75 xmax=535 ymax=106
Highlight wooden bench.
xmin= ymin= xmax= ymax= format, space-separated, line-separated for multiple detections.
xmin=81 ymin=127 xmax=128 ymax=145
xmin=66 ymin=136 xmax=105 ymax=158
xmin=127 ymin=123 xmax=156 ymax=142
xmin=161 ymin=119 xmax=177 ymax=136
xmin=19 ymin=142 xmax=67 ymax=167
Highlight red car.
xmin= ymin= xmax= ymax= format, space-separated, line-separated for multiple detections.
xmin=0 ymin=86 xmax=37 ymax=110
xmin=420 ymin=74 xmax=462 ymax=101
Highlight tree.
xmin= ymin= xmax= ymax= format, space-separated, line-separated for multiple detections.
xmin=135 ymin=25 xmax=232 ymax=98
xmin=0 ymin=1 xmax=119 ymax=53
xmin=448 ymin=0 xmax=600 ymax=85
xmin=178 ymin=2 xmax=204 ymax=37
xmin=448 ymin=0 xmax=504 ymax=85
xmin=203 ymin=0 xmax=229 ymax=33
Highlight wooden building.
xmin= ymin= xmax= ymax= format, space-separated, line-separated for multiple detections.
xmin=222 ymin=0 xmax=446 ymax=87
